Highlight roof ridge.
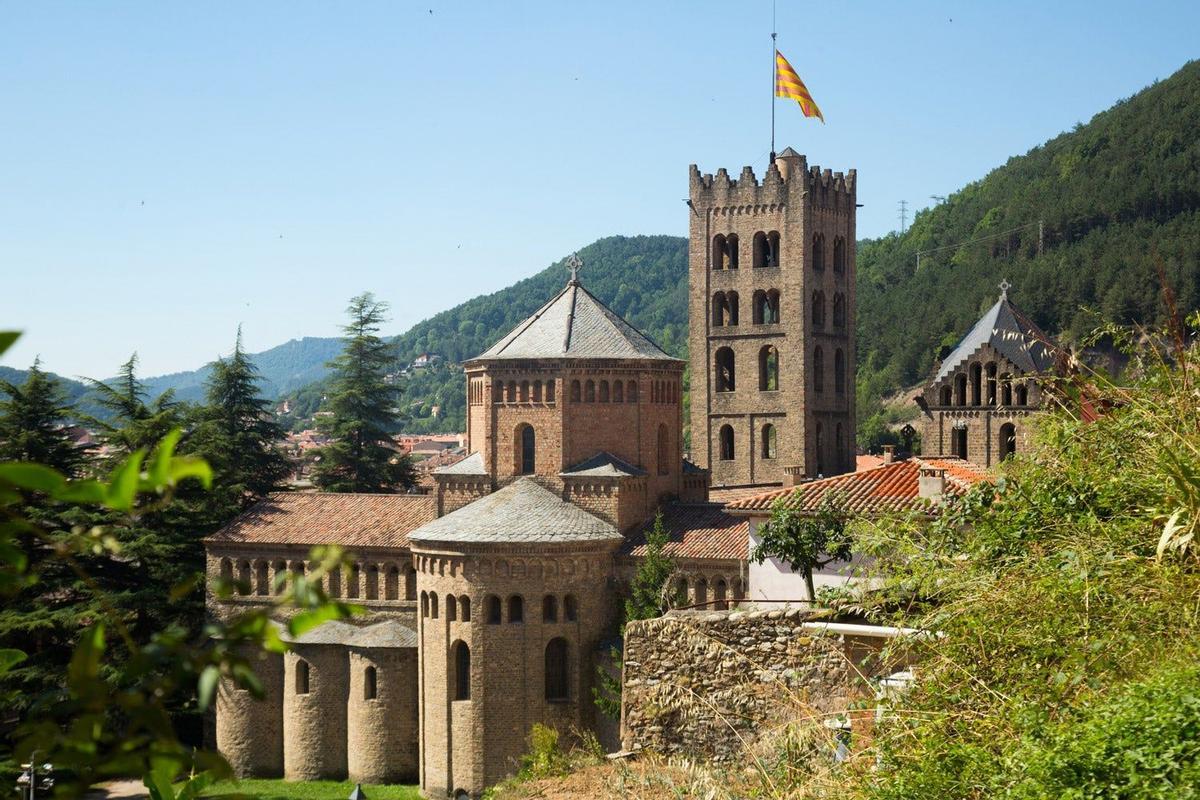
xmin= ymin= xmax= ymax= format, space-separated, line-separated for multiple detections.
xmin=573 ymin=282 xmax=674 ymax=358
xmin=490 ymin=283 xmax=572 ymax=357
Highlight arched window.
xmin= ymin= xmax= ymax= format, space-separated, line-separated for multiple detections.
xmin=1001 ymin=375 xmax=1013 ymax=406
xmin=517 ymin=424 xmax=535 ymax=474
xmin=940 ymin=385 xmax=953 ymax=406
xmin=812 ymin=233 xmax=825 ymax=272
xmin=453 ymin=641 xmax=471 ymax=701
xmin=327 ymin=567 xmax=341 ymax=598
xmin=291 ymin=560 xmax=306 ymax=588
xmin=833 ymin=236 xmax=846 ymax=274
xmin=460 ymin=596 xmax=471 ymax=622
xmin=714 ymin=579 xmax=728 ymax=611
xmin=767 ymin=289 xmax=781 ymax=323
xmin=715 ymin=347 xmax=735 ymax=392
xmin=295 ymin=660 xmax=310 ymax=695
xmin=255 ymin=561 xmax=269 ymax=596
xmin=364 ymin=666 xmax=377 ymax=700
xmin=486 ymin=595 xmax=502 ymax=624
xmin=219 ymin=557 xmax=233 ymax=584
xmin=570 ymin=380 xmax=581 ymax=402
xmin=752 ymin=231 xmax=769 ymax=267
xmin=520 ymin=380 xmax=529 ymax=403
xmin=506 ymin=381 xmax=517 ymax=403
xmin=767 ymin=231 xmax=781 ymax=267
xmin=614 ymin=380 xmax=624 ymax=403
xmin=833 ymin=293 xmax=846 ymax=328
xmin=508 ymin=595 xmax=524 ymax=623
xmin=1000 ymin=423 xmax=1017 ymax=460
xmin=236 ymin=560 xmax=252 ymax=595
xmin=545 ymin=638 xmax=569 ymax=702
xmin=447 ymin=594 xmax=457 ymax=622
xmin=584 ymin=380 xmax=595 ymax=402
xmin=1015 ymin=382 xmax=1029 ymax=406
xmin=347 ymin=563 xmax=360 ymax=599
xmin=813 ymin=346 xmax=825 ymax=393
xmin=761 ymin=424 xmax=777 ymax=459
xmin=815 ymin=422 xmax=825 ymax=476
xmin=405 ymin=566 xmax=417 ymax=601
xmin=546 ymin=380 xmax=555 ymax=403
xmin=657 ymin=423 xmax=670 ymax=476
xmin=970 ymin=363 xmax=982 ymax=406
xmin=812 ymin=291 xmax=826 ymax=328
xmin=719 ymin=424 xmax=735 ymax=461
xmin=543 ymin=595 xmax=558 ymax=623
xmin=533 ymin=380 xmax=542 ymax=402
xmin=712 ymin=233 xmax=728 ymax=270
xmin=694 ymin=577 xmax=709 ymax=607
xmin=564 ymin=594 xmax=578 ymax=622
xmin=366 ymin=564 xmax=379 ymax=600
xmin=599 ymin=380 xmax=610 ymax=402
xmin=385 ymin=565 xmax=399 ymax=600
xmin=752 ymin=290 xmax=766 ymax=324
xmin=673 ymin=577 xmax=688 ymax=608
xmin=494 ymin=379 xmax=503 ymax=403
xmin=726 ymin=291 xmax=739 ymax=325
xmin=953 ymin=426 xmax=968 ymax=459
xmin=835 ymin=349 xmax=845 ymax=394
xmin=986 ymin=363 xmax=997 ymax=405
xmin=627 ymin=380 xmax=638 ymax=402
xmin=430 ymin=592 xmax=439 ymax=619
xmin=727 ymin=233 xmax=740 ymax=268
xmin=955 ymin=373 xmax=967 ymax=406
xmin=759 ymin=346 xmax=779 ymax=391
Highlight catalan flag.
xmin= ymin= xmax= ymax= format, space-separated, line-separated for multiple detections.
xmin=775 ymin=50 xmax=824 ymax=122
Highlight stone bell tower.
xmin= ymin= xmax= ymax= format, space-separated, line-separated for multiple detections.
xmin=687 ymin=148 xmax=857 ymax=489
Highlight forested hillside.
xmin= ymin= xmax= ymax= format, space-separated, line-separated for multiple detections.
xmin=856 ymin=59 xmax=1200 ymax=434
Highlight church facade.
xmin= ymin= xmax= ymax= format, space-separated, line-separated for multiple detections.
xmin=205 ymin=150 xmax=871 ymax=797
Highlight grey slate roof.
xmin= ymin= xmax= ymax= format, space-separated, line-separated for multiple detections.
xmin=434 ymin=452 xmax=487 ymax=475
xmin=279 ymin=618 xmax=418 ymax=649
xmin=408 ymin=477 xmax=622 ymax=545
xmin=560 ymin=451 xmax=647 ymax=478
xmin=935 ymin=294 xmax=1057 ymax=382
xmin=476 ymin=279 xmax=680 ymax=362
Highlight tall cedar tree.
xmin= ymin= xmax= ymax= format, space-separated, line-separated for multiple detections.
xmin=0 ymin=359 xmax=89 ymax=475
xmin=85 ymin=353 xmax=182 ymax=461
xmin=188 ymin=329 xmax=291 ymax=522
xmin=624 ymin=511 xmax=678 ymax=624
xmin=314 ymin=293 xmax=415 ymax=492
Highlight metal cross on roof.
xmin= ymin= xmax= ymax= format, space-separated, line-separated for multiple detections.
xmin=998 ymin=279 xmax=1011 ymax=299
xmin=567 ymin=253 xmax=583 ymax=284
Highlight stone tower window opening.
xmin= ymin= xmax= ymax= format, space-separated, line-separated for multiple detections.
xmin=405 ymin=565 xmax=417 ymax=600
xmin=494 ymin=379 xmax=502 ymax=403
xmin=295 ymin=659 xmax=310 ymax=695
xmin=348 ymin=564 xmax=360 ymax=599
xmin=1001 ymin=374 xmax=1013 ymax=406
xmin=833 ymin=236 xmax=846 ymax=274
xmin=430 ymin=592 xmax=439 ymax=619
xmin=835 ymin=349 xmax=846 ymax=394
xmin=570 ymin=380 xmax=581 ymax=402
xmin=366 ymin=564 xmax=379 ymax=600
xmin=613 ymin=380 xmax=624 ymax=402
xmin=272 ymin=559 xmax=287 ymax=595
xmin=656 ymin=423 xmax=670 ymax=476
xmin=506 ymin=381 xmax=517 ymax=404
xmin=812 ymin=233 xmax=825 ymax=272
xmin=953 ymin=426 xmax=968 ymax=459
xmin=599 ymin=380 xmax=610 ymax=402
xmin=970 ymin=363 xmax=982 ymax=406
xmin=999 ymin=422 xmax=1017 ymax=460
xmin=627 ymin=380 xmax=638 ymax=403
xmin=766 ymin=289 xmax=781 ymax=323
xmin=726 ymin=291 xmax=739 ymax=325
xmin=545 ymin=638 xmax=570 ymax=702
xmin=813 ymin=346 xmax=825 ymax=393
xmin=712 ymin=233 xmax=728 ymax=270
xmin=955 ymin=373 xmax=967 ymax=406
xmin=516 ymin=423 xmax=536 ymax=475
xmin=759 ymin=346 xmax=780 ymax=391
xmin=752 ymin=231 xmax=769 ymax=268
xmin=1015 ymin=382 xmax=1029 ymax=406
xmin=718 ymin=424 xmax=735 ymax=461
xmin=327 ymin=566 xmax=341 ymax=598
xmin=452 ymin=641 xmax=471 ymax=701
xmin=939 ymin=385 xmax=953 ymax=406
xmin=564 ymin=594 xmax=578 ymax=622
xmin=767 ymin=231 xmax=781 ymax=267
xmin=237 ymin=560 xmax=251 ymax=595
xmin=255 ymin=560 xmax=269 ymax=596
xmin=485 ymin=595 xmax=502 ymax=624
xmin=459 ymin=596 xmax=471 ymax=622
xmin=447 ymin=593 xmax=458 ymax=622
xmin=520 ymin=381 xmax=530 ymax=403
xmin=385 ymin=565 xmax=399 ymax=601
xmin=833 ymin=293 xmax=846 ymax=329
xmin=761 ymin=424 xmax=777 ymax=459
xmin=585 ymin=380 xmax=595 ymax=402
xmin=986 ymin=362 xmax=998 ymax=405
xmin=715 ymin=347 xmax=736 ymax=392
xmin=812 ymin=291 xmax=826 ymax=328
xmin=714 ymin=579 xmax=728 ymax=610
xmin=508 ymin=595 xmax=524 ymax=623
xmin=543 ymin=595 xmax=558 ymax=623
xmin=546 ymin=380 xmax=555 ymax=403
xmin=364 ymin=666 xmax=377 ymax=701
xmin=727 ymin=233 xmax=740 ymax=268
xmin=532 ymin=380 xmax=542 ymax=403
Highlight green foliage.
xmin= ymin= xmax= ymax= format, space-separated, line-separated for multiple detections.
xmin=312 ymin=293 xmax=415 ymax=492
xmin=751 ymin=494 xmax=852 ymax=601
xmin=0 ymin=359 xmax=90 ymax=477
xmin=623 ymin=511 xmax=677 ymax=623
xmin=199 ymin=779 xmax=420 ymax=799
xmin=517 ymin=724 xmax=570 ymax=781
xmin=84 ymin=353 xmax=185 ymax=461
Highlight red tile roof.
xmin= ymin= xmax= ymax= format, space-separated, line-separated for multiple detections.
xmin=856 ymin=454 xmax=885 ymax=471
xmin=621 ymin=503 xmax=748 ymax=561
xmin=708 ymin=485 xmax=778 ymax=504
xmin=206 ymin=492 xmax=437 ymax=549
xmin=723 ymin=458 xmax=990 ymax=515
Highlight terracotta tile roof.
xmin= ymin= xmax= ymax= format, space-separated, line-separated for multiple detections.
xmin=856 ymin=454 xmax=885 ymax=471
xmin=708 ymin=485 xmax=777 ymax=504
xmin=724 ymin=458 xmax=990 ymax=515
xmin=206 ymin=492 xmax=437 ymax=549
xmin=621 ymin=503 xmax=748 ymax=561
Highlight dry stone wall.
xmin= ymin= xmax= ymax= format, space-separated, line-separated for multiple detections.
xmin=621 ymin=609 xmax=882 ymax=761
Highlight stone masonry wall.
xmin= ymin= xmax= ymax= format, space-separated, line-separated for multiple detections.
xmin=621 ymin=609 xmax=882 ymax=762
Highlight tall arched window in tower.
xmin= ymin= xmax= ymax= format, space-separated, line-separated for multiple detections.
xmin=970 ymin=363 xmax=983 ymax=406
xmin=767 ymin=289 xmax=781 ymax=323
xmin=719 ymin=424 xmax=735 ymax=461
xmin=486 ymin=595 xmax=502 ymax=624
xmin=564 ymin=594 xmax=578 ymax=621
xmin=761 ymin=424 xmax=777 ymax=459
xmin=385 ymin=565 xmax=399 ymax=601
xmin=833 ymin=293 xmax=846 ymax=328
xmin=759 ymin=346 xmax=779 ymax=391
xmin=599 ymin=380 xmax=610 ymax=402
xmin=752 ymin=290 xmax=766 ymax=324
xmin=727 ymin=233 xmax=739 ymax=268
xmin=516 ymin=424 xmax=535 ymax=475
xmin=833 ymin=236 xmax=846 ymax=274
xmin=712 ymin=234 xmax=728 ymax=270
xmin=657 ymin=423 xmax=670 ymax=476
xmin=715 ymin=347 xmax=736 ymax=392
xmin=953 ymin=426 xmax=968 ymax=459
xmin=584 ymin=380 xmax=595 ymax=402
xmin=813 ymin=346 xmax=825 ymax=393
xmin=255 ymin=561 xmax=269 ymax=596
xmin=613 ymin=380 xmax=623 ymax=403
xmin=752 ymin=231 xmax=769 ymax=267
xmin=726 ymin=291 xmax=739 ymax=325
xmin=1001 ymin=374 xmax=1013 ymax=406
xmin=542 ymin=595 xmax=558 ymax=623
xmin=570 ymin=380 xmax=581 ymax=402
xmin=364 ymin=666 xmax=377 ymax=700
xmin=627 ymin=380 xmax=638 ymax=402
xmin=767 ymin=231 xmax=781 ymax=267
xmin=452 ymin=641 xmax=471 ymax=700
xmin=506 ymin=381 xmax=517 ymax=403
xmin=986 ymin=362 xmax=997 ymax=405
xmin=1015 ymin=381 xmax=1029 ymax=406
xmin=835 ymin=349 xmax=846 ymax=394
xmin=955 ymin=373 xmax=968 ymax=406
xmin=940 ymin=385 xmax=953 ymax=406
xmin=508 ymin=595 xmax=524 ymax=623
xmin=812 ymin=291 xmax=826 ymax=328
xmin=545 ymin=638 xmax=569 ymax=702
xmin=712 ymin=291 xmax=727 ymax=326
xmin=812 ymin=233 xmax=825 ymax=272
xmin=999 ymin=422 xmax=1017 ymax=460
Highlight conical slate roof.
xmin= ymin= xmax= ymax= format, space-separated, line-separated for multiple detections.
xmin=935 ymin=294 xmax=1057 ymax=382
xmin=475 ymin=278 xmax=679 ymax=361
xmin=407 ymin=478 xmax=622 ymax=545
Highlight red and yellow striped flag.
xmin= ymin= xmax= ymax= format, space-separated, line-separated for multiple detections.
xmin=775 ymin=50 xmax=824 ymax=122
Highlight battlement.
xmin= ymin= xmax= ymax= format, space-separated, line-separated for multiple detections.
xmin=689 ymin=150 xmax=856 ymax=210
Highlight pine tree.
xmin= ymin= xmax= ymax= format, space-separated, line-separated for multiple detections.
xmin=84 ymin=353 xmax=182 ymax=459
xmin=188 ymin=329 xmax=291 ymax=519
xmin=0 ymin=359 xmax=89 ymax=476
xmin=313 ymin=293 xmax=414 ymax=493
xmin=624 ymin=511 xmax=678 ymax=624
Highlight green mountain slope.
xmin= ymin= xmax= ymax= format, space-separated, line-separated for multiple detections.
xmin=856 ymin=59 xmax=1200 ymax=424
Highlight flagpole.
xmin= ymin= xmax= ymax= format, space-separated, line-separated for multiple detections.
xmin=770 ymin=1 xmax=777 ymax=162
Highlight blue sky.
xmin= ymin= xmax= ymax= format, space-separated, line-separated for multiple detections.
xmin=2 ymin=1 xmax=1197 ymax=378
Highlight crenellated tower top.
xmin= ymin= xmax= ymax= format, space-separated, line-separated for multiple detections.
xmin=688 ymin=148 xmax=856 ymax=214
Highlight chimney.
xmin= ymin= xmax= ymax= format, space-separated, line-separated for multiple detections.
xmin=783 ymin=465 xmax=806 ymax=487
xmin=882 ymin=445 xmax=896 ymax=465
xmin=918 ymin=466 xmax=947 ymax=504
